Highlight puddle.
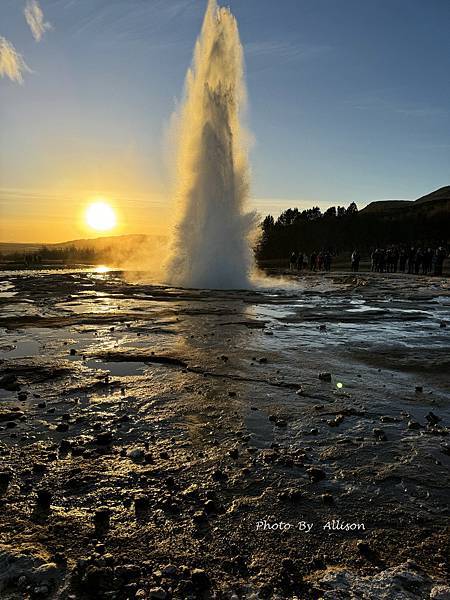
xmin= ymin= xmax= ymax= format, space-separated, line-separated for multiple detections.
xmin=85 ymin=358 xmax=149 ymax=376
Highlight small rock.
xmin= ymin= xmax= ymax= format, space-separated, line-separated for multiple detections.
xmin=415 ymin=386 xmax=423 ymax=393
xmin=149 ymin=587 xmax=167 ymax=600
xmin=95 ymin=431 xmax=113 ymax=445
xmin=162 ymin=564 xmax=178 ymax=577
xmin=134 ymin=495 xmax=150 ymax=512
xmin=408 ymin=420 xmax=421 ymax=430
xmin=306 ymin=467 xmax=326 ymax=482
xmin=94 ymin=507 xmax=111 ymax=530
xmin=193 ymin=510 xmax=207 ymax=524
xmin=191 ymin=568 xmax=211 ymax=590
xmin=36 ymin=488 xmax=52 ymax=510
xmin=212 ymin=469 xmax=228 ymax=481
xmin=0 ymin=469 xmax=12 ymax=491
xmin=228 ymin=447 xmax=239 ymax=459
xmin=204 ymin=499 xmax=218 ymax=514
xmin=373 ymin=428 xmax=387 ymax=441
xmin=275 ymin=419 xmax=287 ymax=428
xmin=32 ymin=463 xmax=47 ymax=475
xmin=127 ymin=447 xmax=144 ymax=460
xmin=318 ymin=372 xmax=332 ymax=382
xmin=69 ymin=348 xmax=77 ymax=356
xmin=322 ymin=492 xmax=334 ymax=505
xmin=426 ymin=411 xmax=441 ymax=425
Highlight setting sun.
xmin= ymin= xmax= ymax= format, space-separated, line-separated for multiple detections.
xmin=85 ymin=201 xmax=117 ymax=232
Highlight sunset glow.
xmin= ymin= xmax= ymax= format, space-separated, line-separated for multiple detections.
xmin=85 ymin=201 xmax=117 ymax=232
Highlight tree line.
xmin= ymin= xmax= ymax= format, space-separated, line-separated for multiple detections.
xmin=255 ymin=201 xmax=449 ymax=261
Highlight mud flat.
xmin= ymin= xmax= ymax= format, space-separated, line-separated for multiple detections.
xmin=0 ymin=269 xmax=449 ymax=599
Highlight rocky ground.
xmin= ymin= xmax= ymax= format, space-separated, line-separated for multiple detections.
xmin=0 ymin=269 xmax=449 ymax=599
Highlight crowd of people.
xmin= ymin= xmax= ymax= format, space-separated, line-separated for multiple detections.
xmin=289 ymin=250 xmax=333 ymax=272
xmin=369 ymin=246 xmax=447 ymax=275
xmin=289 ymin=245 xmax=447 ymax=276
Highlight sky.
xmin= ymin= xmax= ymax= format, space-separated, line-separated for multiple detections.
xmin=0 ymin=0 xmax=449 ymax=243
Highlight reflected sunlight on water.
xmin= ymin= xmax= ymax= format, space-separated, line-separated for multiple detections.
xmin=94 ymin=265 xmax=111 ymax=274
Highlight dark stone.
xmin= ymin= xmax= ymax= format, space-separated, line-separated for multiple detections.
xmin=36 ymin=488 xmax=52 ymax=510
xmin=373 ymin=428 xmax=387 ymax=441
xmin=114 ymin=563 xmax=141 ymax=582
xmin=134 ymin=495 xmax=150 ymax=512
xmin=191 ymin=568 xmax=210 ymax=590
xmin=306 ymin=467 xmax=326 ymax=482
xmin=426 ymin=411 xmax=441 ymax=425
xmin=32 ymin=463 xmax=47 ymax=475
xmin=0 ymin=470 xmax=12 ymax=491
xmin=56 ymin=423 xmax=69 ymax=432
xmin=318 ymin=372 xmax=332 ymax=382
xmin=94 ymin=507 xmax=111 ymax=531
xmin=228 ymin=447 xmax=239 ymax=459
xmin=95 ymin=431 xmax=113 ymax=445
xmin=69 ymin=348 xmax=77 ymax=356
xmin=193 ymin=510 xmax=207 ymax=524
xmin=279 ymin=488 xmax=302 ymax=503
xmin=212 ymin=469 xmax=228 ymax=481
xmin=0 ymin=410 xmax=24 ymax=422
xmin=408 ymin=421 xmax=421 ymax=430
xmin=204 ymin=499 xmax=218 ymax=514
xmin=82 ymin=565 xmax=114 ymax=592
xmin=322 ymin=493 xmax=334 ymax=505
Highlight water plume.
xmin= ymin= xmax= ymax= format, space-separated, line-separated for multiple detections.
xmin=166 ymin=0 xmax=256 ymax=290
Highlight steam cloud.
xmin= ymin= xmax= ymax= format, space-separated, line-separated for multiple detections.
xmin=0 ymin=36 xmax=30 ymax=83
xmin=166 ymin=0 xmax=256 ymax=290
xmin=24 ymin=0 xmax=52 ymax=42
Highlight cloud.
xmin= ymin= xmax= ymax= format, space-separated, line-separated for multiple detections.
xmin=24 ymin=0 xmax=52 ymax=42
xmin=0 ymin=36 xmax=30 ymax=83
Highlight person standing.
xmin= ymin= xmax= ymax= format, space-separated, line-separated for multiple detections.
xmin=351 ymin=249 xmax=360 ymax=273
xmin=289 ymin=251 xmax=297 ymax=271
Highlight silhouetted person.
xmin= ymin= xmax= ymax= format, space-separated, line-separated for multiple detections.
xmin=289 ymin=251 xmax=297 ymax=271
xmin=407 ymin=248 xmax=415 ymax=274
xmin=399 ymin=248 xmax=407 ymax=273
xmin=296 ymin=252 xmax=304 ymax=271
xmin=434 ymin=247 xmax=445 ymax=276
xmin=351 ymin=250 xmax=360 ymax=272
xmin=310 ymin=252 xmax=317 ymax=271
xmin=415 ymin=248 xmax=423 ymax=275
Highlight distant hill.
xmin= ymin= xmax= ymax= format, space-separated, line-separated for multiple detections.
xmin=361 ymin=186 xmax=450 ymax=214
xmin=0 ymin=234 xmax=166 ymax=256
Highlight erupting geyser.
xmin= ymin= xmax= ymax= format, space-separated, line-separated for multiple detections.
xmin=166 ymin=0 xmax=256 ymax=289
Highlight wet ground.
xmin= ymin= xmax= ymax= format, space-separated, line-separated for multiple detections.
xmin=0 ymin=269 xmax=449 ymax=599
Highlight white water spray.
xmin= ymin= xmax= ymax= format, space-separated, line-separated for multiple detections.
xmin=166 ymin=0 xmax=256 ymax=289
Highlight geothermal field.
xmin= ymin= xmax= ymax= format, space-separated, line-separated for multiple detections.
xmin=0 ymin=269 xmax=449 ymax=598
xmin=1 ymin=0 xmax=449 ymax=598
